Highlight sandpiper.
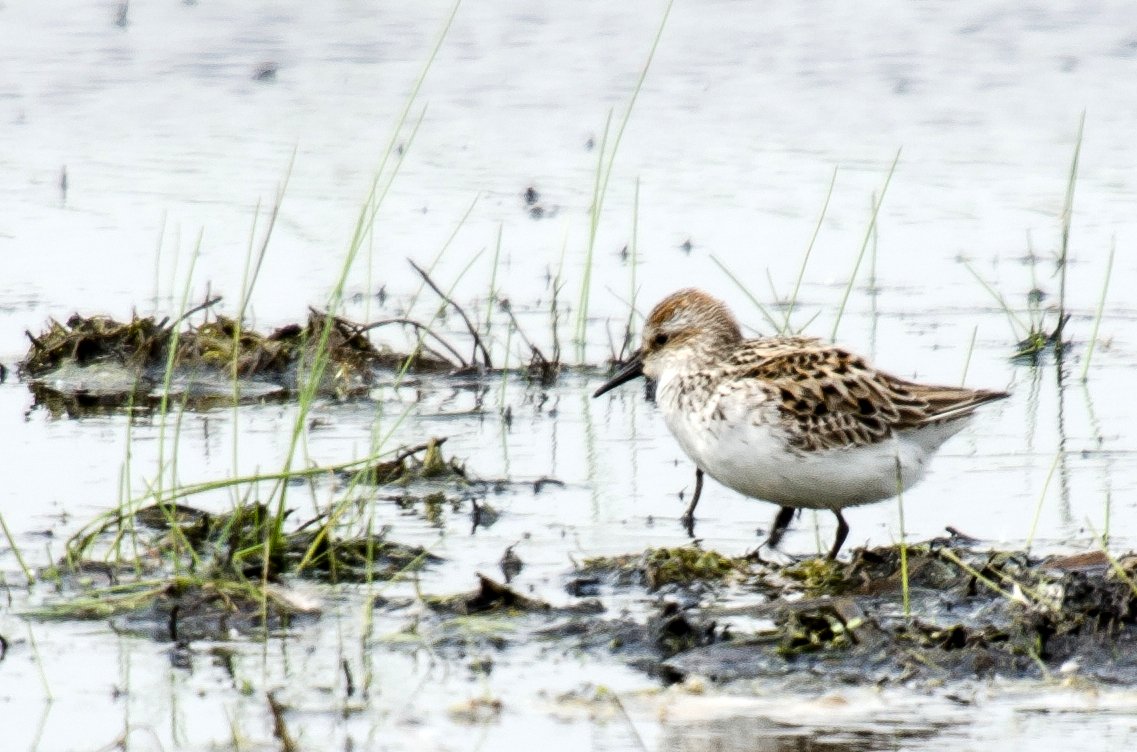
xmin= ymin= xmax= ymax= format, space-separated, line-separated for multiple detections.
xmin=594 ymin=289 xmax=1009 ymax=559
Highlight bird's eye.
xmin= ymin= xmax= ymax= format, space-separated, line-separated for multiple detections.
xmin=653 ymin=333 xmax=669 ymax=347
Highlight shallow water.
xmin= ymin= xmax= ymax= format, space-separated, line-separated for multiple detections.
xmin=3 ymin=0 xmax=1137 ymax=750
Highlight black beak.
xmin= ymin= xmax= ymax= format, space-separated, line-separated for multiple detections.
xmin=593 ymin=351 xmax=644 ymax=397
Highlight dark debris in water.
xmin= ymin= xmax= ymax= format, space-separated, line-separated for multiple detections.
xmin=397 ymin=574 xmax=605 ymax=656
xmin=346 ymin=437 xmax=466 ymax=486
xmin=538 ymin=599 xmax=720 ymax=679
xmin=27 ymin=577 xmax=318 ymax=642
xmin=426 ymin=573 xmax=555 ymax=616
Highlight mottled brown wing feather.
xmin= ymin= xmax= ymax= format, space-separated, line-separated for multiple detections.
xmin=729 ymin=343 xmax=1008 ymax=452
xmin=888 ymin=377 xmax=1011 ymax=425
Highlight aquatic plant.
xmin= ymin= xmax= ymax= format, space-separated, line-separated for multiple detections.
xmin=574 ymin=0 xmax=674 ymax=360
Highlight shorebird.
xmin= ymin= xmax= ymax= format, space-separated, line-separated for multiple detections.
xmin=593 ymin=289 xmax=1009 ymax=559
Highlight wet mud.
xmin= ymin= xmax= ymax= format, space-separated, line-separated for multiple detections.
xmin=26 ymin=453 xmax=1137 ymax=693
xmin=370 ymin=542 xmax=1137 ymax=691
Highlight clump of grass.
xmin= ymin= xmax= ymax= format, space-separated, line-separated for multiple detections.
xmin=582 ymin=545 xmax=748 ymax=591
xmin=19 ymin=307 xmax=453 ymax=410
xmin=641 ymin=546 xmax=746 ymax=589
xmin=32 ymin=502 xmax=437 ymax=630
xmin=966 ymin=117 xmax=1085 ymax=362
xmin=782 ymin=556 xmax=851 ymax=596
xmin=22 ymin=311 xmax=173 ymax=374
xmin=35 ymin=436 xmax=469 ymax=635
xmin=65 ymin=481 xmax=442 ymax=587
xmin=964 ymin=258 xmax=1071 ymax=362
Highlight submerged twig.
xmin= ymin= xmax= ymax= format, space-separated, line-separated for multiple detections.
xmin=165 ymin=295 xmax=223 ymax=333
xmin=498 ymin=302 xmax=543 ymax=362
xmin=362 ymin=317 xmax=466 ymax=368
xmin=409 ymin=259 xmax=493 ymax=369
xmin=499 ymin=300 xmax=558 ymax=381
xmin=266 ymin=691 xmax=298 ymax=752
xmin=391 ymin=438 xmax=448 ymax=465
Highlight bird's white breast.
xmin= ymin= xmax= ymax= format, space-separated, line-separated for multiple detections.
xmin=655 ymin=368 xmax=943 ymax=510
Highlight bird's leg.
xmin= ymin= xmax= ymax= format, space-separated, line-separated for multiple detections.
xmin=680 ymin=468 xmax=704 ymax=536
xmin=765 ymin=506 xmax=796 ymax=549
xmin=827 ymin=510 xmax=849 ymax=560
xmin=744 ymin=507 xmax=798 ymax=565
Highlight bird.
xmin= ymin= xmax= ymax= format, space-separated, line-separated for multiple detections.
xmin=593 ymin=288 xmax=1009 ymax=559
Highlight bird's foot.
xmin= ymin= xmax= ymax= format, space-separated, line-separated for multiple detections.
xmin=743 ymin=544 xmax=798 ymax=568
xmin=679 ymin=511 xmax=696 ymax=538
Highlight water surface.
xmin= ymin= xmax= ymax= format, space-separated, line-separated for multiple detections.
xmin=2 ymin=1 xmax=1137 ymax=749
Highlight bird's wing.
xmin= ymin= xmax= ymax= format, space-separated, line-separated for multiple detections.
xmin=727 ymin=343 xmax=1008 ymax=452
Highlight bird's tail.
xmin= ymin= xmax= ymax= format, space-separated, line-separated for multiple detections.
xmin=914 ymin=385 xmax=1010 ymax=425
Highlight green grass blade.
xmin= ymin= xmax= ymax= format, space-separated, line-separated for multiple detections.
xmin=709 ymin=254 xmax=781 ymax=332
xmin=1080 ymin=236 xmax=1114 ymax=381
xmin=784 ymin=166 xmax=838 ymax=333
xmin=576 ymin=0 xmax=673 ymax=360
xmin=831 ymin=149 xmax=900 ymax=342
xmin=1057 ymin=112 xmax=1085 ymax=327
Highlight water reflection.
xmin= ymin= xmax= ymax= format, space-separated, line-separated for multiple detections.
xmin=660 ymin=715 xmax=943 ymax=752
xmin=1052 ymin=346 xmax=1074 ymax=531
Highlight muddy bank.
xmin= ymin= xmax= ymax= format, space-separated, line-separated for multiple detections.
xmin=392 ymin=543 xmax=1137 ymax=690
xmin=29 ymin=532 xmax=1137 ymax=689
